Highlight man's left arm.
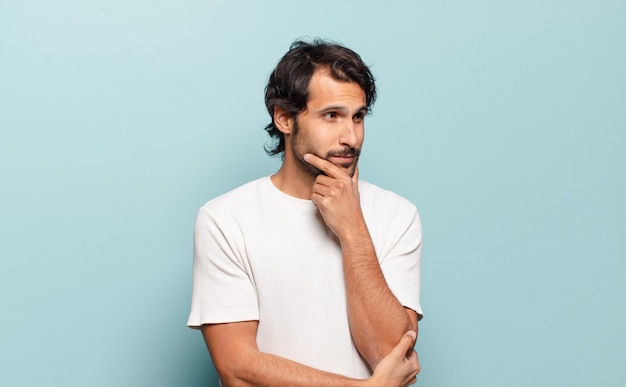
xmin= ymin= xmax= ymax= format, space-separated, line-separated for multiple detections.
xmin=304 ymin=153 xmax=420 ymax=371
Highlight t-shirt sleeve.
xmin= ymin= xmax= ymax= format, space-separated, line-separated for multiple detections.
xmin=379 ymin=201 xmax=423 ymax=320
xmin=187 ymin=204 xmax=259 ymax=328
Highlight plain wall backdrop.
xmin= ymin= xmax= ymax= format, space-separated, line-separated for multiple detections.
xmin=1 ymin=1 xmax=624 ymax=386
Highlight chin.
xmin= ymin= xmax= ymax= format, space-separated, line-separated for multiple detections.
xmin=338 ymin=162 xmax=357 ymax=176
xmin=341 ymin=164 xmax=357 ymax=177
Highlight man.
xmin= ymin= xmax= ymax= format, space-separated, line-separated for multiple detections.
xmin=188 ymin=39 xmax=423 ymax=386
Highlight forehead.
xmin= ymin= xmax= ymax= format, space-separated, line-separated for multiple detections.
xmin=306 ymin=69 xmax=366 ymax=108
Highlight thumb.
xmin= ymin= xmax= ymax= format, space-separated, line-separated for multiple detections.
xmin=391 ymin=331 xmax=416 ymax=358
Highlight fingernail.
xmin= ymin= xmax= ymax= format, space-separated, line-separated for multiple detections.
xmin=304 ymin=154 xmax=310 ymax=161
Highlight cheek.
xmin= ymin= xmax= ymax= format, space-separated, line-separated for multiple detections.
xmin=291 ymin=132 xmax=316 ymax=155
xmin=356 ymin=127 xmax=365 ymax=146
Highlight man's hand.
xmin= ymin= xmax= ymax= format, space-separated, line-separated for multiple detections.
xmin=367 ymin=331 xmax=421 ymax=387
xmin=304 ymin=153 xmax=365 ymax=241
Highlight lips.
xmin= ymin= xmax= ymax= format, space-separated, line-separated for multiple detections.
xmin=328 ymin=154 xmax=357 ymax=167
xmin=327 ymin=148 xmax=360 ymax=159
xmin=325 ymin=148 xmax=360 ymax=167
xmin=329 ymin=155 xmax=355 ymax=161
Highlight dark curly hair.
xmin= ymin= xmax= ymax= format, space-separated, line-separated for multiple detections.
xmin=263 ymin=39 xmax=377 ymax=157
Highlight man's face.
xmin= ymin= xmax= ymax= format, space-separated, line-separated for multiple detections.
xmin=289 ymin=69 xmax=367 ymax=178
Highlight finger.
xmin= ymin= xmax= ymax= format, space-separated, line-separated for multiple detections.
xmin=310 ymin=182 xmax=333 ymax=198
xmin=312 ymin=174 xmax=335 ymax=188
xmin=304 ymin=153 xmax=342 ymax=178
xmin=310 ymin=192 xmax=324 ymax=209
xmin=406 ymin=347 xmax=417 ymax=361
xmin=411 ymin=350 xmax=420 ymax=367
xmin=391 ymin=331 xmax=417 ymax=359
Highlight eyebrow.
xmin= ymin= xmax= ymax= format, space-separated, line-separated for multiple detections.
xmin=317 ymin=105 xmax=369 ymax=115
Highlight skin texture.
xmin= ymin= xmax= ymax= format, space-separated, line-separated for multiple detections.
xmin=270 ymin=68 xmax=366 ymax=197
xmin=202 ymin=322 xmax=419 ymax=387
xmin=202 ymin=68 xmax=421 ymax=386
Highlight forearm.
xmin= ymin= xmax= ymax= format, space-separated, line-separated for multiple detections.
xmin=216 ymin=348 xmax=367 ymax=387
xmin=203 ymin=321 xmax=366 ymax=387
xmin=340 ymin=221 xmax=416 ymax=369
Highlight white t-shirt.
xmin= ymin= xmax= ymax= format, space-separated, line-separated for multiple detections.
xmin=188 ymin=176 xmax=422 ymax=378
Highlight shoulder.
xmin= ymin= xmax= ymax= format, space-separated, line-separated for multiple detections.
xmin=201 ymin=178 xmax=265 ymax=210
xmin=359 ymin=180 xmax=418 ymax=214
xmin=196 ymin=177 xmax=267 ymax=224
xmin=359 ymin=181 xmax=422 ymax=260
xmin=359 ymin=180 xmax=422 ymax=236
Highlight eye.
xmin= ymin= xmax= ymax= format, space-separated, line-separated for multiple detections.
xmin=324 ymin=111 xmax=338 ymax=119
xmin=353 ymin=112 xmax=365 ymax=122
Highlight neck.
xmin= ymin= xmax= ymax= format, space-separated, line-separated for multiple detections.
xmin=270 ymin=152 xmax=317 ymax=200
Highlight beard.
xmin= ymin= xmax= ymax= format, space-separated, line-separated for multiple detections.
xmin=290 ymin=119 xmax=361 ymax=178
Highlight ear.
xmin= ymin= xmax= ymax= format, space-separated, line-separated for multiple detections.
xmin=273 ymin=106 xmax=295 ymax=135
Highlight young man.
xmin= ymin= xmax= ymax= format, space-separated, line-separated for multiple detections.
xmin=188 ymin=39 xmax=423 ymax=386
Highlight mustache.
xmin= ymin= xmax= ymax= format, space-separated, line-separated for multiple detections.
xmin=326 ymin=148 xmax=361 ymax=158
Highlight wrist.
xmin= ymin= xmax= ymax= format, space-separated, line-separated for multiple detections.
xmin=336 ymin=217 xmax=369 ymax=246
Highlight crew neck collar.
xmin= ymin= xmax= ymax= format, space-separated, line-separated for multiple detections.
xmin=264 ymin=175 xmax=318 ymax=212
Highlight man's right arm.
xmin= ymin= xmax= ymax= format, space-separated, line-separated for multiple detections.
xmin=201 ymin=321 xmax=419 ymax=387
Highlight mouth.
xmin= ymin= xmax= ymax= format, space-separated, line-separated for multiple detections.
xmin=326 ymin=149 xmax=360 ymax=167
xmin=328 ymin=155 xmax=356 ymax=166
xmin=327 ymin=154 xmax=359 ymax=169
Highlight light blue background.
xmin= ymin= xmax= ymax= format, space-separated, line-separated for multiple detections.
xmin=1 ymin=1 xmax=624 ymax=386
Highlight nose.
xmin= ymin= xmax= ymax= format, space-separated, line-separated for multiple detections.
xmin=339 ymin=120 xmax=358 ymax=147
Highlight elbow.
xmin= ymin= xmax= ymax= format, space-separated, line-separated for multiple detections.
xmin=211 ymin=351 xmax=256 ymax=387
xmin=407 ymin=308 xmax=419 ymax=337
xmin=366 ymin=321 xmax=419 ymax=370
xmin=362 ymin=341 xmax=396 ymax=371
xmin=217 ymin=376 xmax=245 ymax=387
xmin=213 ymin=365 xmax=249 ymax=387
